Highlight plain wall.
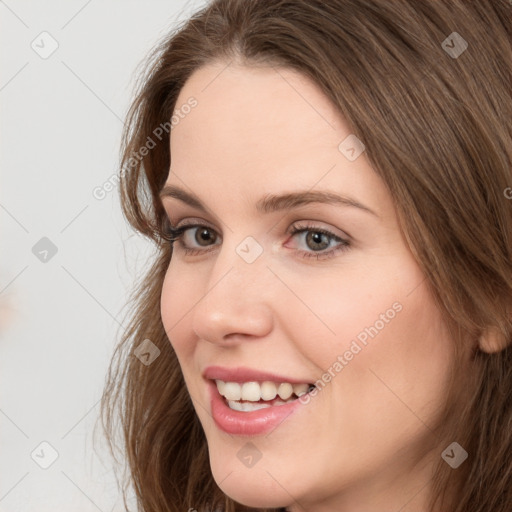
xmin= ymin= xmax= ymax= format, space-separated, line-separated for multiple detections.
xmin=0 ymin=1 xmax=206 ymax=510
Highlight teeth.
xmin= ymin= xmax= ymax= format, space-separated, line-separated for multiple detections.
xmin=228 ymin=400 xmax=272 ymax=412
xmin=227 ymin=397 xmax=298 ymax=411
xmin=216 ymin=380 xmax=226 ymax=395
xmin=241 ymin=382 xmax=261 ymax=401
xmin=215 ymin=380 xmax=314 ymax=403
xmin=293 ymin=383 xmax=309 ymax=397
xmin=223 ymin=382 xmax=241 ymax=401
xmin=260 ymin=381 xmax=277 ymax=400
xmin=277 ymin=382 xmax=293 ymax=400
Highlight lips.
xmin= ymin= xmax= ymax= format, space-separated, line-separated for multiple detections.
xmin=202 ymin=365 xmax=314 ymax=385
xmin=203 ymin=366 xmax=317 ymax=436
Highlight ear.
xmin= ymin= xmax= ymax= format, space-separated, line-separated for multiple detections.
xmin=478 ymin=325 xmax=509 ymax=354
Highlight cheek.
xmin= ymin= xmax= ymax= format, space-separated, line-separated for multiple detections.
xmin=160 ymin=263 xmax=198 ymax=360
xmin=283 ymin=257 xmax=453 ymax=420
xmin=326 ymin=278 xmax=452 ymax=441
xmin=275 ymin=261 xmax=410 ymax=370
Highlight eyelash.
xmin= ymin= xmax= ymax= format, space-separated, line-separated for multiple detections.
xmin=162 ymin=220 xmax=350 ymax=260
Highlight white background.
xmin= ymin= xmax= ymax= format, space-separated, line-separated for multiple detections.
xmin=0 ymin=1 xmax=206 ymax=510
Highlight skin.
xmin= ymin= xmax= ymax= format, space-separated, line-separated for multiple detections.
xmin=160 ymin=60 xmax=457 ymax=512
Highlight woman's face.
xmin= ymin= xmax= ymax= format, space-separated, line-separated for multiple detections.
xmin=160 ymin=61 xmax=455 ymax=511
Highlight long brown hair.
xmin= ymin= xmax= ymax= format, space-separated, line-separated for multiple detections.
xmin=98 ymin=1 xmax=512 ymax=510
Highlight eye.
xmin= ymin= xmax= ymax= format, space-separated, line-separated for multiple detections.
xmin=164 ymin=221 xmax=220 ymax=256
xmin=163 ymin=220 xmax=351 ymax=261
xmin=287 ymin=223 xmax=350 ymax=260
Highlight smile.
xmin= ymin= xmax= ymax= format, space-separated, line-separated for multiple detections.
xmin=215 ymin=380 xmax=315 ymax=412
xmin=206 ymin=381 xmax=317 ymax=435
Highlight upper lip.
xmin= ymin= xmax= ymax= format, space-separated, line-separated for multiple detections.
xmin=203 ymin=365 xmax=313 ymax=384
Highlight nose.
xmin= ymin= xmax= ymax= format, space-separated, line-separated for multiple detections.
xmin=191 ymin=239 xmax=274 ymax=346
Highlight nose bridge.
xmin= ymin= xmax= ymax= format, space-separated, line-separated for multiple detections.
xmin=210 ymin=232 xmax=270 ymax=296
xmin=191 ymin=234 xmax=274 ymax=342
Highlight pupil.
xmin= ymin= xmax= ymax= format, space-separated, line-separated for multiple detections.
xmin=197 ymin=228 xmax=214 ymax=246
xmin=307 ymin=231 xmax=328 ymax=251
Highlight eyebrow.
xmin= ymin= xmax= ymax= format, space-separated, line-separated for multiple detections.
xmin=159 ymin=184 xmax=378 ymax=217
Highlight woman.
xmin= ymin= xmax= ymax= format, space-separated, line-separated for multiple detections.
xmin=99 ymin=1 xmax=512 ymax=510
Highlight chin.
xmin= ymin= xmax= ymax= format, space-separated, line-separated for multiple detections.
xmin=210 ymin=463 xmax=292 ymax=509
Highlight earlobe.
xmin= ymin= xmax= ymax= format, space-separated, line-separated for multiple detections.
xmin=478 ymin=325 xmax=509 ymax=354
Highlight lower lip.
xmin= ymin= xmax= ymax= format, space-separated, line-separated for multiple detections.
xmin=208 ymin=380 xmax=312 ymax=436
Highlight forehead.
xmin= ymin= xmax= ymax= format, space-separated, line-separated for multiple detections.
xmin=171 ymin=63 xmax=345 ymax=170
xmin=167 ymin=62 xmax=388 ymax=218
